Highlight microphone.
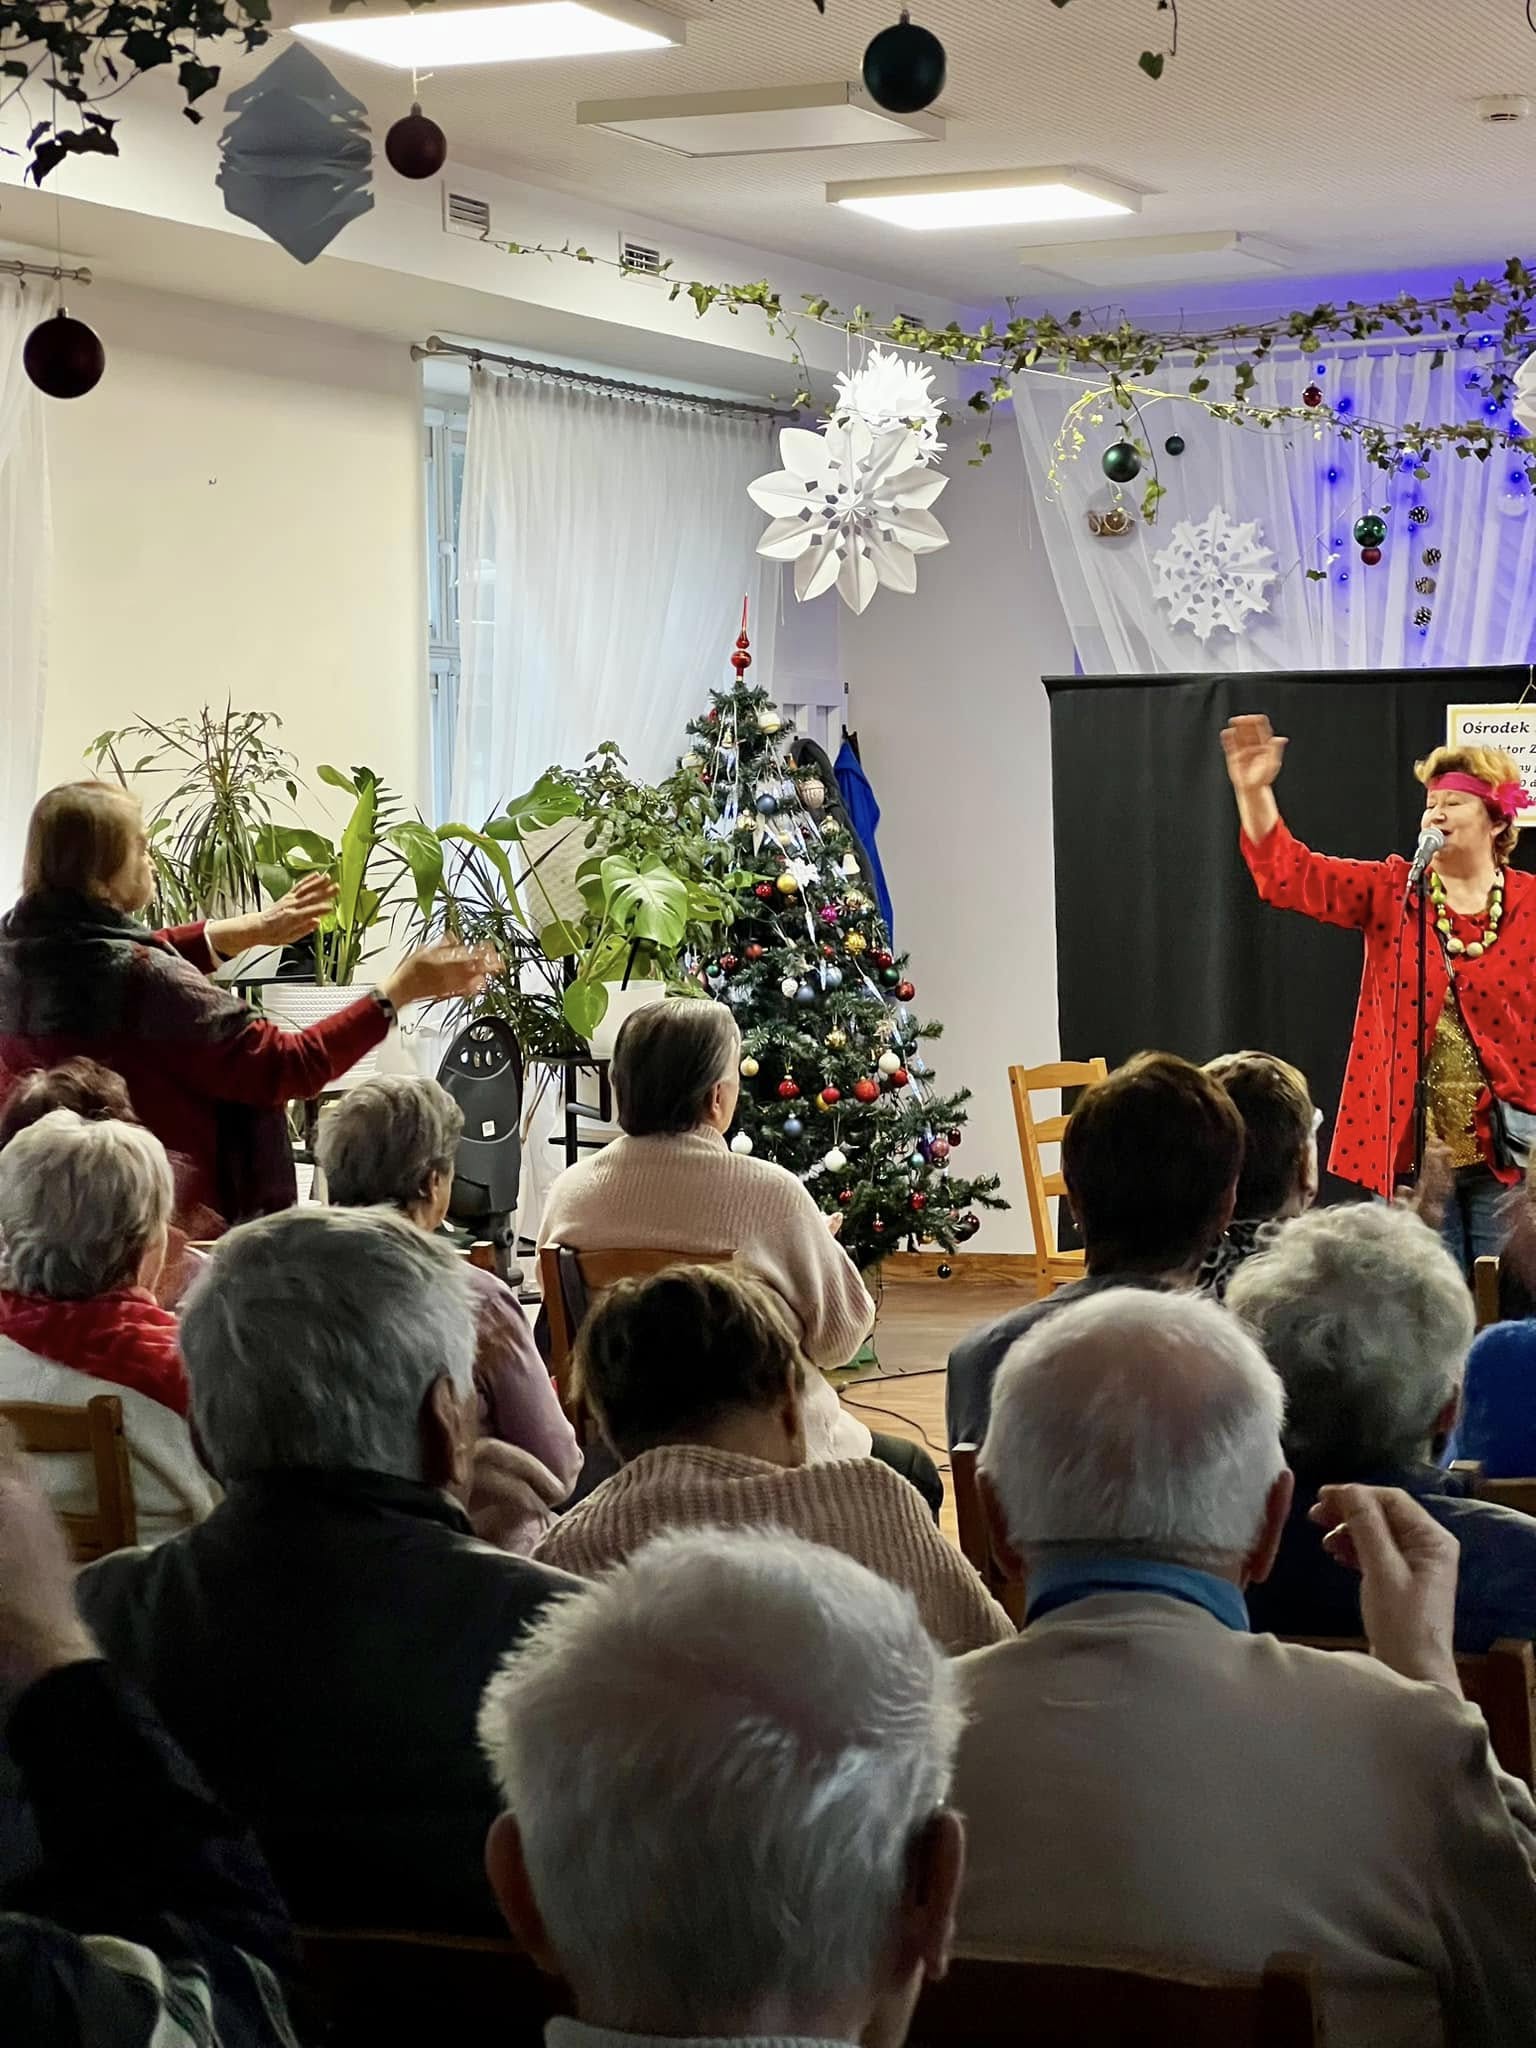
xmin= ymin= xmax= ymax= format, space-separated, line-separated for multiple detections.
xmin=1407 ymin=825 xmax=1445 ymax=889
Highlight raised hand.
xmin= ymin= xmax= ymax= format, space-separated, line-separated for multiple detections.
xmin=206 ymin=871 xmax=340 ymax=961
xmin=1220 ymin=714 xmax=1289 ymax=793
xmin=383 ymin=939 xmax=502 ymax=1011
xmin=1311 ymin=1482 xmax=1461 ymax=1693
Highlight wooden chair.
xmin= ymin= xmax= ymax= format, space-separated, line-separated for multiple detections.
xmin=950 ymin=1443 xmax=1024 ymax=1626
xmin=1009 ymin=1058 xmax=1107 ymax=1299
xmin=908 ymin=1946 xmax=1322 ymax=2048
xmin=0 ymin=1395 xmax=136 ymax=1562
xmin=1287 ymin=1636 xmax=1536 ymax=1788
xmin=1474 ymin=1254 xmax=1502 ymax=1331
xmin=1480 ymin=1476 xmax=1536 ymax=1519
xmin=297 ymin=1929 xmax=565 ymax=2048
xmin=538 ymin=1244 xmax=735 ymax=1402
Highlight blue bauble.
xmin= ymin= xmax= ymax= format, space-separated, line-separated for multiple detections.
xmin=795 ymin=982 xmax=817 ymax=1005
xmin=783 ymin=1116 xmax=804 ymax=1137
xmin=755 ymin=792 xmax=779 ymax=816
xmin=909 ymin=1151 xmax=925 ymax=1171
xmin=824 ymin=966 xmax=844 ymax=989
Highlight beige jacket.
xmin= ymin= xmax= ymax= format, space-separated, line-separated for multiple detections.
xmin=952 ymin=1593 xmax=1536 ymax=2048
xmin=538 ymin=1128 xmax=875 ymax=1462
xmin=534 ymin=1444 xmax=1013 ymax=1656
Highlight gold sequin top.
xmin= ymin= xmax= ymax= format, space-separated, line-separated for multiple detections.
xmin=1426 ymin=991 xmax=1487 ymax=1168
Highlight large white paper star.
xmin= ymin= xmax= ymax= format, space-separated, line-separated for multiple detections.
xmin=748 ymin=418 xmax=950 ymax=615
xmin=832 ymin=346 xmax=945 ymax=463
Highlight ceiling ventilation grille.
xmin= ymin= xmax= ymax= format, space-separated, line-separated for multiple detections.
xmin=444 ymin=189 xmax=491 ymax=239
xmin=620 ymin=235 xmax=667 ymax=278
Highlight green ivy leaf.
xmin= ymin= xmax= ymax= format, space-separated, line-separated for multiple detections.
xmin=1138 ymin=49 xmax=1165 ymax=78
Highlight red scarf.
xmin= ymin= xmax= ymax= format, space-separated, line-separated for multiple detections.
xmin=0 ymin=1286 xmax=189 ymax=1416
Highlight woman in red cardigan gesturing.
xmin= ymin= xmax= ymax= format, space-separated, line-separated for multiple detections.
xmin=1222 ymin=714 xmax=1536 ymax=1274
xmin=0 ymin=781 xmax=495 ymax=1232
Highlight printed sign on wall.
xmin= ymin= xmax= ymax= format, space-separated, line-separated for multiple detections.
xmin=1446 ymin=705 xmax=1536 ymax=824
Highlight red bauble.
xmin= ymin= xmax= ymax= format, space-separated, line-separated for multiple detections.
xmin=891 ymin=1067 xmax=910 ymax=1088
xmin=707 ymin=707 xmax=719 ymax=721
xmin=954 ymin=1211 xmax=982 ymax=1242
xmin=777 ymin=1079 xmax=801 ymax=1100
xmin=719 ymin=954 xmax=738 ymax=972
xmin=852 ymin=1078 xmax=880 ymax=1104
xmin=822 ymin=943 xmax=836 ymax=958
xmin=928 ymin=1137 xmax=951 ymax=1162
xmin=385 ymin=104 xmax=448 ymax=179
xmin=1302 ymin=384 xmax=1323 ymax=408
xmin=23 ymin=310 xmax=105 ymax=400
xmin=1361 ymin=545 xmax=1383 ymax=566
xmin=820 ymin=1086 xmax=842 ymax=1106
xmin=745 ymin=943 xmax=764 ymax=960
xmin=910 ymin=1191 xmax=927 ymax=1211
xmin=839 ymin=1188 xmax=854 ymax=1205
xmin=872 ymin=1216 xmax=887 ymax=1235
xmin=946 ymin=1127 xmax=963 ymax=1146
xmin=755 ymin=883 xmax=774 ymax=901
xmin=895 ymin=979 xmax=916 ymax=1001
xmin=873 ymin=949 xmax=894 ymax=970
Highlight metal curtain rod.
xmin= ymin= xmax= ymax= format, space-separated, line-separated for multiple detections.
xmin=412 ymin=335 xmax=787 ymax=420
xmin=0 ymin=259 xmax=92 ymax=285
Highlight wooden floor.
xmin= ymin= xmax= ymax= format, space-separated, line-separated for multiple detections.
xmin=833 ymin=1280 xmax=1028 ymax=1547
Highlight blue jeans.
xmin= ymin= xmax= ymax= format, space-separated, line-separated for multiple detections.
xmin=1440 ymin=1165 xmax=1506 ymax=1280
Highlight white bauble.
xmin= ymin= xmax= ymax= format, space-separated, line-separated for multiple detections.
xmin=730 ymin=1132 xmax=755 ymax=1155
xmin=877 ymin=1051 xmax=902 ymax=1075
xmin=740 ymin=1056 xmax=760 ymax=1077
xmin=823 ymin=1147 xmax=848 ymax=1172
xmin=780 ymin=977 xmax=801 ymax=997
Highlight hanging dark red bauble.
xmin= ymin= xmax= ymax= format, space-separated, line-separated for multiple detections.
xmin=852 ymin=1078 xmax=880 ymax=1104
xmin=777 ymin=1079 xmax=801 ymax=1100
xmin=745 ymin=943 xmax=764 ymax=960
xmin=23 ymin=309 xmax=105 ymax=400
xmin=819 ymin=1086 xmax=842 ymax=1106
xmin=1361 ymin=545 xmax=1383 ymax=566
xmin=895 ymin=979 xmax=916 ymax=1000
xmin=872 ymin=1215 xmax=888 ymax=1235
xmin=862 ymin=10 xmax=946 ymax=114
xmin=910 ymin=1191 xmax=927 ymax=1211
xmin=755 ymin=883 xmax=774 ymax=900
xmin=953 ymin=1211 xmax=982 ymax=1242
xmin=1302 ymin=384 xmax=1323 ymax=409
xmin=839 ymin=1188 xmax=854 ymax=1205
xmin=719 ymin=954 xmax=738 ymax=972
xmin=946 ymin=1127 xmax=963 ymax=1146
xmin=891 ymin=1066 xmax=910 ymax=1087
xmin=928 ymin=1137 xmax=951 ymax=1162
xmin=385 ymin=103 xmax=448 ymax=179
xmin=873 ymin=949 xmax=894 ymax=969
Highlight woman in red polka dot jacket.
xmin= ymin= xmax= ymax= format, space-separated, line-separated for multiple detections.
xmin=1223 ymin=713 xmax=1536 ymax=1274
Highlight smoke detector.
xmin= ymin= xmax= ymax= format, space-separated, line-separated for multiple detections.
xmin=1477 ymin=94 xmax=1531 ymax=123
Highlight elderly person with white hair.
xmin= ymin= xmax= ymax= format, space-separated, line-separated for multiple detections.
xmin=0 ymin=1108 xmax=214 ymax=1541
xmin=1231 ymin=1201 xmax=1536 ymax=1653
xmin=75 ymin=1206 xmax=578 ymax=1935
xmin=954 ymin=1289 xmax=1536 ymax=2048
xmin=540 ymin=999 xmax=902 ymax=1484
xmin=317 ymin=1074 xmax=581 ymax=1547
xmin=479 ymin=1528 xmax=964 ymax=2048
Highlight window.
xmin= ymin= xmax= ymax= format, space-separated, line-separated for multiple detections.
xmin=424 ymin=407 xmax=467 ymax=821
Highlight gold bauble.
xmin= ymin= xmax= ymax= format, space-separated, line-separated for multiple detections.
xmin=740 ymin=1057 xmax=760 ymax=1078
xmin=846 ymin=933 xmax=868 ymax=955
xmin=775 ymin=873 xmax=799 ymax=895
xmin=825 ymin=1028 xmax=848 ymax=1050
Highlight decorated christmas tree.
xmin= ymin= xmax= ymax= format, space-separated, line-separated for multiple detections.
xmin=666 ymin=617 xmax=1004 ymax=1271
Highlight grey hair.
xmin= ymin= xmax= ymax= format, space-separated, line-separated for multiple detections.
xmin=181 ymin=1206 xmax=475 ymax=1483
xmin=479 ymin=1528 xmax=961 ymax=2032
xmin=316 ymin=1075 xmax=464 ymax=1210
xmin=980 ymin=1289 xmax=1287 ymax=1565
xmin=0 ymin=1108 xmax=172 ymax=1300
xmin=1227 ymin=1201 xmax=1473 ymax=1477
xmin=611 ymin=998 xmax=741 ymax=1137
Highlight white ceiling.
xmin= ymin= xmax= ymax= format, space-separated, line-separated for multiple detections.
xmin=258 ymin=0 xmax=1536 ymax=303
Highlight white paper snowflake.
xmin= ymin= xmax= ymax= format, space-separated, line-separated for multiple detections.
xmin=1514 ymin=346 xmax=1536 ymax=439
xmin=749 ymin=418 xmax=949 ymax=615
xmin=832 ymin=346 xmax=945 ymax=464
xmin=1151 ymin=506 xmax=1278 ymax=642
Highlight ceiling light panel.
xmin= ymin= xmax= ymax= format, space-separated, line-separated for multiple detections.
xmin=292 ymin=0 xmax=682 ymax=71
xmin=827 ymin=166 xmax=1140 ymax=232
xmin=1017 ymin=230 xmax=1289 ymax=287
xmin=578 ymin=82 xmax=943 ymax=156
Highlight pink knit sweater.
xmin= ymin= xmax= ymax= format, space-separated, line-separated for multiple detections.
xmin=534 ymin=1444 xmax=1014 ymax=1656
xmin=538 ymin=1128 xmax=875 ymax=1462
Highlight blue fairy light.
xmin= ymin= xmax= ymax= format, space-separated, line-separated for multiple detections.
xmin=1484 ymin=398 xmax=1502 ymax=417
xmin=1336 ymin=570 xmax=1350 ymax=586
xmin=1336 ymin=394 xmax=1354 ymax=416
xmin=1325 ymin=466 xmax=1340 ymax=484
xmin=1511 ymin=469 xmax=1527 ymax=487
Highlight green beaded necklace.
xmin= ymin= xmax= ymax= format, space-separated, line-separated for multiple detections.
xmin=1429 ymin=866 xmax=1505 ymax=962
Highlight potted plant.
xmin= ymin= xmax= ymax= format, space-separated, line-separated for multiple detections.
xmin=88 ymin=706 xmax=301 ymax=928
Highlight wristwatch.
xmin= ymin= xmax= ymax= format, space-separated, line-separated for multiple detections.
xmin=373 ymin=991 xmax=398 ymax=1028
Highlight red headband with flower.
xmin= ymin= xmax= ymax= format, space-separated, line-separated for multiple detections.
xmin=1429 ymin=771 xmax=1531 ymax=824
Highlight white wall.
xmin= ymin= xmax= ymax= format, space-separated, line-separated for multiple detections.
xmin=840 ymin=425 xmax=1074 ymax=1254
xmin=40 ymin=282 xmax=428 ymax=809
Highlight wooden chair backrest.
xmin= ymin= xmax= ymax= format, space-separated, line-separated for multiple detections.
xmin=1007 ymin=1059 xmax=1106 ymax=1290
xmin=1481 ymin=1476 xmax=1536 ymax=1520
xmin=1474 ymin=1254 xmax=1502 ymax=1332
xmin=0 ymin=1394 xmax=136 ymax=1562
xmin=298 ymin=1929 xmax=565 ymax=2048
xmin=908 ymin=1946 xmax=1323 ymax=2048
xmin=1288 ymin=1635 xmax=1536 ymax=1787
xmin=950 ymin=1442 xmax=1024 ymax=1625
xmin=538 ymin=1244 xmax=736 ymax=1400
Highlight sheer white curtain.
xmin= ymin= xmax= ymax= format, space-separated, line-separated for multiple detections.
xmin=1013 ymin=342 xmax=1536 ymax=673
xmin=451 ymin=367 xmax=779 ymax=820
xmin=0 ymin=283 xmax=50 ymax=895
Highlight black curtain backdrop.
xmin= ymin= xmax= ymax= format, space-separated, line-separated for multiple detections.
xmin=1048 ymin=666 xmax=1536 ymax=1203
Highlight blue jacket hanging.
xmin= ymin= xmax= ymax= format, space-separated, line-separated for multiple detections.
xmin=834 ymin=737 xmax=895 ymax=937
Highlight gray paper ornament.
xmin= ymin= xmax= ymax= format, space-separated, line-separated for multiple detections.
xmin=219 ymin=45 xmax=373 ymax=265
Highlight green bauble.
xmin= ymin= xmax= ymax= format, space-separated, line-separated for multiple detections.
xmin=1101 ymin=439 xmax=1142 ymax=484
xmin=1353 ymin=513 xmax=1388 ymax=548
xmin=1164 ymin=434 xmax=1186 ymax=456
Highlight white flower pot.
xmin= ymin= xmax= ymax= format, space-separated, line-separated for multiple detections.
xmin=588 ymin=979 xmax=668 ymax=1062
xmin=259 ymin=981 xmax=386 ymax=1089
